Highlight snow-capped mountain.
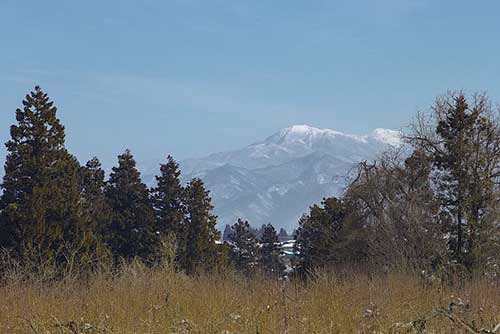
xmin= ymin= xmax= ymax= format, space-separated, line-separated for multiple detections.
xmin=142 ymin=125 xmax=401 ymax=231
xmin=180 ymin=125 xmax=400 ymax=174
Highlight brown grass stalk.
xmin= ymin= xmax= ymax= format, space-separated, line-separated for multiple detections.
xmin=0 ymin=264 xmax=499 ymax=333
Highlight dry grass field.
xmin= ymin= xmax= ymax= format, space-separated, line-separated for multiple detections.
xmin=1 ymin=263 xmax=499 ymax=333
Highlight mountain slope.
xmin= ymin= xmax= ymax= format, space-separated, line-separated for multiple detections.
xmin=173 ymin=125 xmax=400 ymax=231
xmin=181 ymin=125 xmax=400 ymax=174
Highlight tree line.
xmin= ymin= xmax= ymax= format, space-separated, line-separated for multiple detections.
xmin=295 ymin=92 xmax=500 ymax=278
xmin=0 ymin=86 xmax=288 ymax=277
xmin=1 ymin=86 xmax=499 ymax=280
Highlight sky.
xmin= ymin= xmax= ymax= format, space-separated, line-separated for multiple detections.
xmin=1 ymin=0 xmax=500 ymax=167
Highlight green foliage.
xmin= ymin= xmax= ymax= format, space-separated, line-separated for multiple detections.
xmin=228 ymin=219 xmax=259 ymax=274
xmin=412 ymin=93 xmax=500 ymax=269
xmin=78 ymin=157 xmax=113 ymax=262
xmin=0 ymin=86 xmax=103 ymax=273
xmin=105 ymin=150 xmax=159 ymax=263
xmin=435 ymin=94 xmax=480 ymax=261
xmin=151 ymin=155 xmax=184 ymax=239
xmin=294 ymin=197 xmax=347 ymax=273
xmin=180 ymin=178 xmax=221 ymax=274
xmin=259 ymin=223 xmax=286 ymax=277
xmin=79 ymin=158 xmax=113 ymax=241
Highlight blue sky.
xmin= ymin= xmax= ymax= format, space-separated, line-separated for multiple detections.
xmin=1 ymin=0 xmax=500 ymax=167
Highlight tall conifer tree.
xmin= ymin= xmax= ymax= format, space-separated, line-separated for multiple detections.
xmin=151 ymin=155 xmax=184 ymax=238
xmin=259 ymin=223 xmax=285 ymax=277
xmin=295 ymin=197 xmax=346 ymax=273
xmin=434 ymin=95 xmax=476 ymax=261
xmin=0 ymin=86 xmax=101 ymax=270
xmin=228 ymin=219 xmax=259 ymax=274
xmin=410 ymin=93 xmax=500 ymax=267
xmin=79 ymin=157 xmax=113 ymax=250
xmin=222 ymin=224 xmax=232 ymax=241
xmin=180 ymin=178 xmax=219 ymax=273
xmin=105 ymin=150 xmax=158 ymax=263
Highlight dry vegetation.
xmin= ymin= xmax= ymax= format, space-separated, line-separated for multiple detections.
xmin=1 ymin=263 xmax=499 ymax=334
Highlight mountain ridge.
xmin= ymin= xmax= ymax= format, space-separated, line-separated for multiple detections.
xmin=142 ymin=125 xmax=401 ymax=231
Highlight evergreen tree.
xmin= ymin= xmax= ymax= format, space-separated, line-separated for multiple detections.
xmin=228 ymin=219 xmax=259 ymax=274
xmin=105 ymin=149 xmax=158 ymax=263
xmin=151 ymin=155 xmax=184 ymax=238
xmin=0 ymin=86 xmax=101 ymax=271
xmin=434 ymin=95 xmax=477 ymax=262
xmin=79 ymin=157 xmax=113 ymax=251
xmin=278 ymin=228 xmax=289 ymax=242
xmin=295 ymin=197 xmax=346 ymax=273
xmin=410 ymin=93 xmax=500 ymax=267
xmin=180 ymin=178 xmax=220 ymax=273
xmin=222 ymin=224 xmax=232 ymax=241
xmin=256 ymin=224 xmax=267 ymax=240
xmin=259 ymin=223 xmax=285 ymax=277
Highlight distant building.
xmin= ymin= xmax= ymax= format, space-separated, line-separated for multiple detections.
xmin=280 ymin=239 xmax=299 ymax=272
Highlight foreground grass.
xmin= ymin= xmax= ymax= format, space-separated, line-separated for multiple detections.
xmin=1 ymin=264 xmax=499 ymax=333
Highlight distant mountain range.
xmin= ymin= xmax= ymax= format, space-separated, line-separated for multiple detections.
xmin=141 ymin=125 xmax=401 ymax=231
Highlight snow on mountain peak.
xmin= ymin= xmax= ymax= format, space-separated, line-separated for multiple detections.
xmin=370 ymin=128 xmax=402 ymax=146
xmin=286 ymin=124 xmax=316 ymax=133
xmin=271 ymin=125 xmax=351 ymax=145
xmin=271 ymin=125 xmax=401 ymax=147
xmin=284 ymin=125 xmax=342 ymax=136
